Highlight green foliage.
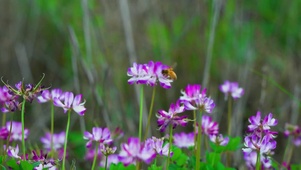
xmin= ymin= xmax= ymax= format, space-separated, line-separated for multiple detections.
xmin=68 ymin=131 xmax=86 ymax=159
xmin=209 ymin=137 xmax=242 ymax=153
xmin=148 ymin=164 xmax=163 ymax=170
xmin=170 ymin=146 xmax=188 ymax=167
xmin=99 ymin=162 xmax=135 ymax=170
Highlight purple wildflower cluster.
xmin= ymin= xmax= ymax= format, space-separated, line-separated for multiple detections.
xmin=242 ymin=111 xmax=278 ymax=169
xmin=127 ymin=61 xmax=175 ymax=88
xmin=219 ymin=80 xmax=244 ymax=100
xmin=284 ymin=123 xmax=301 ymax=147
xmin=82 ymin=125 xmax=177 ymax=167
xmin=0 ymin=121 xmax=29 ymax=141
xmin=6 ymin=145 xmax=56 ymax=169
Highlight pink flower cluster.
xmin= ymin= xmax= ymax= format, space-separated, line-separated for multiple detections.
xmin=127 ymin=61 xmax=174 ymax=89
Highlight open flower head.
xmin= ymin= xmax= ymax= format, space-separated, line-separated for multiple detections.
xmin=40 ymin=131 xmax=65 ymax=150
xmin=127 ymin=61 xmax=175 ymax=89
xmin=83 ymin=127 xmax=113 ymax=148
xmin=37 ymin=88 xmax=64 ymax=103
xmin=53 ymin=92 xmax=86 ymax=116
xmin=145 ymin=137 xmax=172 ymax=157
xmin=156 ymin=100 xmax=187 ymax=132
xmin=219 ymin=81 xmax=244 ymax=99
xmin=173 ymin=132 xmax=195 ymax=148
xmin=5 ymin=121 xmax=29 ymax=141
xmin=118 ymin=137 xmax=156 ymax=166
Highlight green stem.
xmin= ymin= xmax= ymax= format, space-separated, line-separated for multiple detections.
xmin=166 ymin=125 xmax=173 ymax=169
xmin=5 ymin=117 xmax=14 ymax=155
xmin=50 ymin=104 xmax=54 ymax=156
xmin=227 ymin=97 xmax=232 ymax=136
xmin=1 ymin=113 xmax=6 ymax=154
xmin=91 ymin=144 xmax=99 ymax=170
xmin=105 ymin=155 xmax=108 ymax=170
xmin=138 ymin=86 xmax=144 ymax=141
xmin=21 ymin=98 xmax=26 ymax=158
xmin=196 ymin=112 xmax=203 ymax=170
xmin=255 ymin=150 xmax=261 ymax=170
xmin=62 ymin=110 xmax=71 ymax=170
xmin=143 ymin=86 xmax=156 ymax=140
xmin=193 ymin=110 xmax=197 ymax=151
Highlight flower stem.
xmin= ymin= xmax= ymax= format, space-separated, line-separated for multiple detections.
xmin=255 ymin=150 xmax=261 ymax=170
xmin=227 ymin=97 xmax=232 ymax=136
xmin=196 ymin=112 xmax=203 ymax=170
xmin=138 ymin=86 xmax=144 ymax=141
xmin=166 ymin=125 xmax=173 ymax=169
xmin=62 ymin=110 xmax=71 ymax=170
xmin=21 ymin=98 xmax=26 ymax=158
xmin=105 ymin=155 xmax=108 ymax=170
xmin=50 ymin=104 xmax=54 ymax=156
xmin=282 ymin=136 xmax=293 ymax=165
xmin=193 ymin=110 xmax=197 ymax=150
xmin=91 ymin=144 xmax=99 ymax=170
xmin=143 ymin=86 xmax=156 ymax=140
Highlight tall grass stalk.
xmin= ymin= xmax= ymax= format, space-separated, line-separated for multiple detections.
xmin=166 ymin=125 xmax=173 ymax=169
xmin=91 ymin=144 xmax=99 ymax=170
xmin=144 ymin=86 xmax=156 ymax=140
xmin=227 ymin=97 xmax=232 ymax=136
xmin=196 ymin=112 xmax=203 ymax=170
xmin=21 ymin=98 xmax=26 ymax=158
xmin=62 ymin=110 xmax=71 ymax=170
xmin=138 ymin=86 xmax=144 ymax=141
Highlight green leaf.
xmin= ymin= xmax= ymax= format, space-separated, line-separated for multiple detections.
xmin=109 ymin=163 xmax=135 ymax=170
xmin=206 ymin=152 xmax=221 ymax=166
xmin=20 ymin=161 xmax=33 ymax=170
xmin=226 ymin=137 xmax=242 ymax=151
xmin=170 ymin=146 xmax=182 ymax=161
xmin=6 ymin=159 xmax=19 ymax=170
xmin=148 ymin=164 xmax=163 ymax=170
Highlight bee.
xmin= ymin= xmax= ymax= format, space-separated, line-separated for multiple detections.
xmin=162 ymin=67 xmax=177 ymax=80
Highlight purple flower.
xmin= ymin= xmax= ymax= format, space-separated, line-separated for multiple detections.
xmin=145 ymin=137 xmax=172 ymax=157
xmin=6 ymin=145 xmax=21 ymax=159
xmin=209 ymin=134 xmax=229 ymax=146
xmin=37 ymin=88 xmax=64 ymax=103
xmin=83 ymin=127 xmax=113 ymax=148
xmin=180 ymin=84 xmax=215 ymax=113
xmin=284 ymin=123 xmax=301 ymax=147
xmin=5 ymin=121 xmax=29 ymax=141
xmin=127 ymin=63 xmax=149 ymax=85
xmin=0 ymin=86 xmax=13 ymax=102
xmin=248 ymin=111 xmax=278 ymax=136
xmin=242 ymin=111 xmax=278 ymax=169
xmin=201 ymin=115 xmax=219 ymax=136
xmin=118 ymin=137 xmax=156 ymax=166
xmin=219 ymin=81 xmax=244 ymax=99
xmin=173 ymin=132 xmax=195 ymax=148
xmin=53 ymin=92 xmax=86 ymax=116
xmin=179 ymin=84 xmax=204 ymax=102
xmin=243 ymin=150 xmax=272 ymax=169
xmin=127 ymin=61 xmax=175 ymax=89
xmin=100 ymin=154 xmax=120 ymax=167
xmin=0 ymin=86 xmax=20 ymax=113
xmin=40 ymin=132 xmax=65 ymax=150
xmin=156 ymin=101 xmax=187 ymax=132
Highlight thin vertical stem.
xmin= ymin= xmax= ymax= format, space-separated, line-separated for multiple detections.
xmin=105 ymin=155 xmax=108 ymax=170
xmin=227 ymin=97 xmax=232 ymax=136
xmin=50 ymin=104 xmax=54 ymax=155
xmin=196 ymin=112 xmax=203 ymax=170
xmin=91 ymin=144 xmax=99 ymax=170
xmin=144 ymin=86 xmax=156 ymax=140
xmin=166 ymin=125 xmax=173 ymax=169
xmin=62 ymin=110 xmax=71 ymax=170
xmin=255 ymin=150 xmax=261 ymax=170
xmin=138 ymin=86 xmax=144 ymax=141
xmin=21 ymin=98 xmax=26 ymax=158
xmin=1 ymin=113 xmax=6 ymax=154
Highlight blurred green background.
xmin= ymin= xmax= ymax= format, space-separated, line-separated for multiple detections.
xmin=1 ymin=0 xmax=301 ymax=168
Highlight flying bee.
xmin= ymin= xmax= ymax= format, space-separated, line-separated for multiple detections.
xmin=162 ymin=66 xmax=177 ymax=80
